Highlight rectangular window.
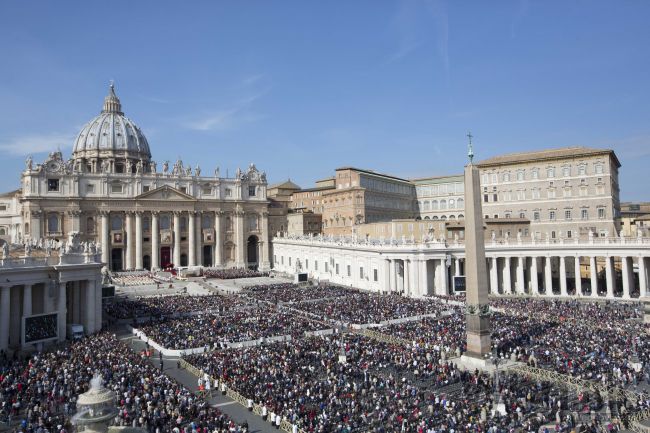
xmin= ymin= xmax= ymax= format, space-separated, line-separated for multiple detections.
xmin=179 ymin=187 xmax=187 ymax=194
xmin=347 ymin=265 xmax=351 ymax=277
xmin=493 ymin=194 xmax=498 ymax=202
xmin=305 ymin=259 xmax=309 ymax=269
xmin=86 ymin=184 xmax=95 ymax=193
xmin=202 ymin=187 xmax=212 ymax=195
xmin=225 ymin=188 xmax=232 ymax=197
xmin=0 ymin=205 xmax=6 ymax=211
xmin=143 ymin=185 xmax=150 ymax=192
xmin=359 ymin=267 xmax=364 ymax=279
xmin=289 ymin=257 xmax=292 ymax=267
xmin=567 ymin=230 xmax=572 ymax=238
xmin=111 ymin=183 xmax=123 ymax=193
xmin=373 ymin=269 xmax=378 ymax=281
xmin=484 ymin=194 xmax=488 ymax=203
xmin=549 ymin=211 xmax=556 ymax=221
xmin=47 ymin=179 xmax=60 ymax=192
xmin=581 ymin=209 xmax=588 ymax=220
xmin=248 ymin=186 xmax=256 ymax=197
xmin=598 ymin=208 xmax=605 ymax=219
xmin=533 ymin=211 xmax=540 ymax=221
xmin=315 ymin=261 xmax=319 ymax=271
xmin=335 ymin=263 xmax=339 ymax=275
xmin=565 ymin=210 xmax=571 ymax=220
xmin=281 ymin=256 xmax=284 ymax=264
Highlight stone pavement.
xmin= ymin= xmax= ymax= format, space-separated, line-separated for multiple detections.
xmin=114 ymin=325 xmax=277 ymax=433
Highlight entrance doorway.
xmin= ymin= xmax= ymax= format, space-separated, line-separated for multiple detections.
xmin=180 ymin=254 xmax=188 ymax=267
xmin=160 ymin=247 xmax=171 ymax=268
xmin=111 ymin=248 xmax=123 ymax=271
xmin=202 ymin=245 xmax=212 ymax=267
xmin=143 ymin=255 xmax=151 ymax=271
xmin=247 ymin=235 xmax=259 ymax=270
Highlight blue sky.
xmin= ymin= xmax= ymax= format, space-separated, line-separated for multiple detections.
xmin=0 ymin=1 xmax=649 ymax=200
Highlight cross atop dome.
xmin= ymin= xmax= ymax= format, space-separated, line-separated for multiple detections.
xmin=102 ymin=81 xmax=123 ymax=115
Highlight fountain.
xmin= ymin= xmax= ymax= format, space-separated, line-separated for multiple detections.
xmin=71 ymin=375 xmax=118 ymax=433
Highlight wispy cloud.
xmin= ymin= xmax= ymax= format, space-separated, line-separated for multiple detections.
xmin=183 ymin=90 xmax=269 ymax=132
xmin=242 ymin=74 xmax=265 ymax=86
xmin=0 ymin=133 xmax=74 ymax=156
xmin=386 ymin=0 xmax=421 ymax=64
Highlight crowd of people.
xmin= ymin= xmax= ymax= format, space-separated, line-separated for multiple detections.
xmin=293 ymin=292 xmax=453 ymax=324
xmin=202 ymin=268 xmax=268 ymax=279
xmin=242 ymin=283 xmax=353 ymax=304
xmin=137 ymin=306 xmax=329 ymax=350
xmin=187 ymin=333 xmax=619 ymax=432
xmin=0 ymin=333 xmax=248 ymax=432
xmin=104 ymin=294 xmax=250 ymax=319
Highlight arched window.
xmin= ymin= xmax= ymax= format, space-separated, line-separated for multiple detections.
xmin=86 ymin=217 xmax=95 ymax=233
xmin=458 ymin=214 xmax=464 ymax=219
xmin=424 ymin=216 xmax=430 ymax=220
xmin=248 ymin=214 xmax=259 ymax=231
xmin=47 ymin=214 xmax=59 ymax=233
xmin=423 ymin=201 xmax=430 ymax=211
xmin=449 ymin=215 xmax=456 ymax=220
xmin=448 ymin=199 xmax=455 ymax=209
xmin=180 ymin=217 xmax=188 ymax=231
xmin=503 ymin=173 xmax=510 ymax=182
xmin=226 ymin=216 xmax=233 ymax=231
xmin=432 ymin=216 xmax=439 ymax=220
xmin=440 ymin=200 xmax=447 ymax=210
xmin=457 ymin=198 xmax=464 ymax=209
xmin=25 ymin=222 xmax=29 ymax=235
xmin=0 ymin=227 xmax=6 ymax=236
xmin=111 ymin=215 xmax=123 ymax=230
xmin=440 ymin=215 xmax=447 ymax=221
xmin=432 ymin=200 xmax=439 ymax=210
xmin=143 ymin=217 xmax=150 ymax=232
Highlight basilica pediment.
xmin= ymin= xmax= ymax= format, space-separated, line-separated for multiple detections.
xmin=135 ymin=185 xmax=196 ymax=202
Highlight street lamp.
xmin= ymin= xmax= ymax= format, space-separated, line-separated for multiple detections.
xmin=487 ymin=347 xmax=506 ymax=416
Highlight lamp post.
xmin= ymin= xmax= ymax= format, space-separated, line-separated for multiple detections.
xmin=488 ymin=347 xmax=506 ymax=416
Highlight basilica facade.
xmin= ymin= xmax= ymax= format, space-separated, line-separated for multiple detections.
xmin=19 ymin=84 xmax=270 ymax=271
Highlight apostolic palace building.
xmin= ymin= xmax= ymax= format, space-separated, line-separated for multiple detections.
xmin=17 ymin=84 xmax=271 ymax=272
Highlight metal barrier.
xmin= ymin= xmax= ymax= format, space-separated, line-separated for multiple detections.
xmin=623 ymin=406 xmax=650 ymax=432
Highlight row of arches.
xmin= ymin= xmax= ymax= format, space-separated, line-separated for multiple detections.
xmin=418 ymin=198 xmax=464 ymax=211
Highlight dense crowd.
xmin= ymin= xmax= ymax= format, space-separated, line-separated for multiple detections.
xmin=187 ymin=333 xmax=616 ymax=432
xmin=111 ymin=271 xmax=158 ymax=286
xmin=104 ymin=294 xmax=251 ymax=319
xmin=203 ymin=268 xmax=268 ymax=279
xmin=242 ymin=283 xmax=353 ymax=304
xmin=293 ymin=293 xmax=454 ymax=324
xmin=0 ymin=333 xmax=248 ymax=433
xmin=137 ymin=306 xmax=329 ymax=350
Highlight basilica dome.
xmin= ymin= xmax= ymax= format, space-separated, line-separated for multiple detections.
xmin=72 ymin=84 xmax=151 ymax=162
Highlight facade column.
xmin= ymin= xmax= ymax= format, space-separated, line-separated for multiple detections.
xmin=639 ymin=256 xmax=648 ymax=298
xmin=419 ymin=259 xmax=428 ymax=296
xmin=0 ymin=286 xmax=10 ymax=352
xmin=454 ymin=258 xmax=461 ymax=277
xmin=151 ymin=212 xmax=159 ymax=270
xmin=437 ymin=258 xmax=448 ymax=295
xmin=135 ymin=212 xmax=143 ymax=270
xmin=489 ymin=257 xmax=499 ymax=295
xmin=84 ymin=279 xmax=96 ymax=334
xmin=574 ymin=256 xmax=582 ymax=296
xmin=503 ymin=257 xmax=512 ymax=295
xmin=125 ymin=212 xmax=133 ymax=270
xmin=544 ymin=256 xmax=553 ymax=296
xmin=173 ymin=212 xmax=181 ymax=267
xmin=23 ymin=284 xmax=33 ymax=318
xmin=100 ymin=212 xmax=109 ymax=265
xmin=605 ymin=256 xmax=614 ymax=298
xmin=235 ymin=208 xmax=246 ymax=268
xmin=530 ymin=257 xmax=539 ymax=294
xmin=590 ymin=256 xmax=599 ymax=296
xmin=516 ymin=256 xmax=525 ymax=294
xmin=195 ymin=212 xmax=203 ymax=267
xmin=621 ymin=256 xmax=632 ymax=299
xmin=57 ymin=281 xmax=66 ymax=342
xmin=214 ymin=211 xmax=223 ymax=267
xmin=559 ymin=256 xmax=568 ymax=296
xmin=188 ymin=211 xmax=196 ymax=267
xmin=404 ymin=260 xmax=411 ymax=296
xmin=392 ymin=260 xmax=399 ymax=293
xmin=260 ymin=212 xmax=270 ymax=271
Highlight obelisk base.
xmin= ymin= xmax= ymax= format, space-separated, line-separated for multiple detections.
xmin=465 ymin=313 xmax=491 ymax=358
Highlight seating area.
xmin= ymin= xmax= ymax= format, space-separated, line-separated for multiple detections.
xmin=111 ymin=270 xmax=158 ymax=286
xmin=203 ymin=267 xmax=268 ymax=279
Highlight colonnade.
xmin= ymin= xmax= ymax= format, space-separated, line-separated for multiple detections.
xmin=0 ymin=277 xmax=102 ymax=352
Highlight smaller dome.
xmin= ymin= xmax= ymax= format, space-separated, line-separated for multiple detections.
xmin=72 ymin=83 xmax=151 ymax=162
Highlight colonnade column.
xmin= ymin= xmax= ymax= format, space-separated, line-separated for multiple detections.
xmin=489 ymin=257 xmax=499 ymax=295
xmin=135 ymin=212 xmax=143 ymax=270
xmin=503 ymin=257 xmax=512 ymax=295
xmin=639 ymin=256 xmax=648 ymax=298
xmin=100 ymin=212 xmax=109 ymax=265
xmin=454 ymin=258 xmax=461 ymax=277
xmin=605 ymin=256 xmax=614 ymax=298
xmin=404 ymin=260 xmax=411 ymax=296
xmin=188 ymin=211 xmax=196 ymax=267
xmin=125 ymin=212 xmax=133 ymax=270
xmin=85 ymin=279 xmax=96 ymax=334
xmin=516 ymin=256 xmax=525 ymax=294
xmin=23 ymin=284 xmax=32 ymax=318
xmin=57 ymin=281 xmax=66 ymax=342
xmin=0 ymin=286 xmax=10 ymax=351
xmin=559 ymin=256 xmax=568 ymax=296
xmin=574 ymin=256 xmax=582 ymax=296
xmin=590 ymin=256 xmax=599 ymax=296
xmin=621 ymin=256 xmax=632 ymax=299
xmin=530 ymin=257 xmax=539 ymax=294
xmin=173 ymin=212 xmax=181 ymax=267
xmin=438 ymin=258 xmax=448 ymax=295
xmin=151 ymin=212 xmax=159 ymax=270
xmin=544 ymin=256 xmax=553 ymax=295
xmin=385 ymin=259 xmax=392 ymax=293
xmin=214 ymin=211 xmax=223 ymax=268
